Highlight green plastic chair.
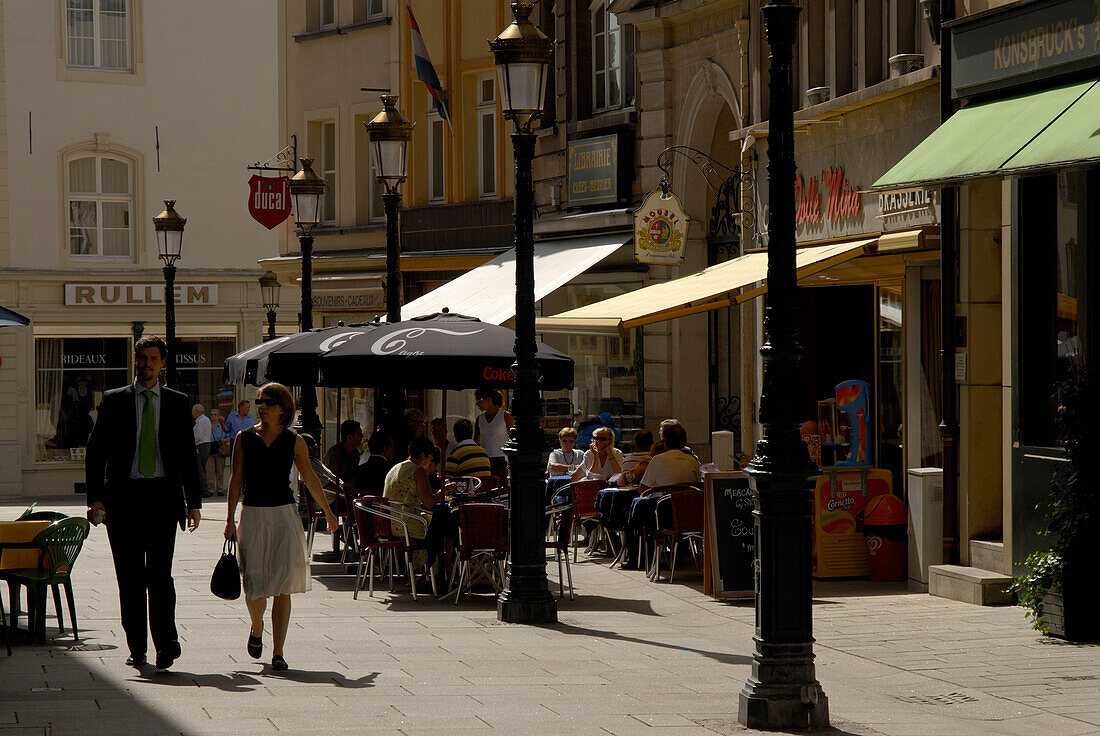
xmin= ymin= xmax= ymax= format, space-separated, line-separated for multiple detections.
xmin=1 ymin=517 xmax=90 ymax=642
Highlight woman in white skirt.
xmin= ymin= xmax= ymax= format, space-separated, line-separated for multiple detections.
xmin=225 ymin=382 xmax=336 ymax=671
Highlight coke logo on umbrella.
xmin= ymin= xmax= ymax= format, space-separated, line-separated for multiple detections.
xmin=371 ymin=327 xmax=484 ymax=356
xmin=318 ymin=331 xmax=371 ymax=353
xmin=247 ymin=175 xmax=292 ymax=230
xmin=483 ymin=366 xmax=514 ymax=382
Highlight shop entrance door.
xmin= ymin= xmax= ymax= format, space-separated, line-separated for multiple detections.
xmin=904 ymin=264 xmax=943 ymax=478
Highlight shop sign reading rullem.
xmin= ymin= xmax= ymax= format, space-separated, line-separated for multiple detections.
xmin=247 ymin=175 xmax=292 ymax=229
xmin=64 ymin=283 xmax=219 ymax=306
xmin=950 ymin=0 xmax=1100 ymax=98
xmin=634 ymin=189 xmax=688 ymax=265
xmin=568 ymin=135 xmax=618 ymax=206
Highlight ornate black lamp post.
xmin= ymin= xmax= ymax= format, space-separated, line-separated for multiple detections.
xmin=738 ymin=2 xmax=829 ymax=730
xmin=153 ymin=200 xmax=186 ymax=387
xmin=289 ymin=158 xmax=326 ymax=441
xmin=366 ymin=95 xmax=414 ymax=431
xmin=490 ymin=2 xmax=556 ymax=625
xmin=259 ymin=271 xmax=281 ymax=342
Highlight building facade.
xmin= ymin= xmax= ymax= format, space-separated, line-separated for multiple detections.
xmin=0 ymin=0 xmax=280 ymax=497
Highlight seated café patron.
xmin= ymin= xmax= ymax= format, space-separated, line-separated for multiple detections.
xmin=638 ymin=420 xmax=701 ymax=494
xmin=444 ymin=418 xmax=492 ymax=478
xmin=619 ymin=429 xmax=654 ymax=486
xmin=354 ymin=429 xmax=393 ymax=495
xmin=546 ymin=426 xmax=585 ymax=477
xmin=571 ymin=426 xmax=623 ymax=482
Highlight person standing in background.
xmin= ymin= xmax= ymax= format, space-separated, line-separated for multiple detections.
xmin=474 ymin=388 xmax=513 ymax=484
xmin=225 ymin=400 xmax=256 ymax=449
xmin=208 ymin=409 xmax=230 ymax=495
xmin=193 ymin=405 xmax=212 ymax=498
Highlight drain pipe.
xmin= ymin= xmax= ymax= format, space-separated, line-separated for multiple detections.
xmin=938 ymin=0 xmax=960 ymax=566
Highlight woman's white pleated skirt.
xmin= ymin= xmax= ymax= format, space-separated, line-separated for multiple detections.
xmin=237 ymin=503 xmax=311 ymax=600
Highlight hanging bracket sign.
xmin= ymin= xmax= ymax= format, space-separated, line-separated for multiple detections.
xmin=634 ymin=189 xmax=688 ymax=265
xmin=247 ymin=175 xmax=292 ymax=230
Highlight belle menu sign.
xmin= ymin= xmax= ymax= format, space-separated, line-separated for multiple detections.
xmin=951 ymin=0 xmax=1100 ymax=98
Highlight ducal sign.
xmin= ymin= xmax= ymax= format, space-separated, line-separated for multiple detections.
xmin=795 ymin=167 xmax=862 ymax=225
xmin=65 ymin=283 xmax=218 ymax=306
xmin=247 ymin=175 xmax=292 ymax=230
xmin=634 ymin=189 xmax=688 ymax=265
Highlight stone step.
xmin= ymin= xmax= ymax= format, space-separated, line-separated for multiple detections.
xmin=969 ymin=538 xmax=1009 ymax=575
xmin=928 ymin=564 xmax=1014 ymax=606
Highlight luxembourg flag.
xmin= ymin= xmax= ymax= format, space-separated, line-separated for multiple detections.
xmin=407 ymin=2 xmax=453 ymax=133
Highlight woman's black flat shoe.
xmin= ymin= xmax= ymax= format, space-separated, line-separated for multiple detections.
xmin=271 ymin=655 xmax=288 ymax=671
xmin=247 ymin=633 xmax=263 ymax=659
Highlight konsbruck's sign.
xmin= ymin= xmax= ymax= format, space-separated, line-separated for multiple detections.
xmin=568 ymin=134 xmax=619 ymax=206
xmin=950 ymin=0 xmax=1100 ymax=98
xmin=65 ymin=283 xmax=218 ymax=306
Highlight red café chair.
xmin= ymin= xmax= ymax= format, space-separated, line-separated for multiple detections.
xmin=302 ymin=485 xmax=328 ymax=558
xmin=652 ymin=488 xmax=705 ymax=583
xmin=567 ymin=479 xmax=614 ymax=562
xmin=353 ymin=497 xmax=435 ymax=600
xmin=351 ymin=497 xmax=404 ymax=599
xmin=453 ymin=503 xmax=507 ymax=604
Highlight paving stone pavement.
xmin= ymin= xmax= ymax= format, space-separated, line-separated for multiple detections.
xmin=3 ymin=499 xmax=1100 ymax=736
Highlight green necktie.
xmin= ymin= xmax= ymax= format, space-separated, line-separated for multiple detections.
xmin=139 ymin=390 xmax=156 ymax=478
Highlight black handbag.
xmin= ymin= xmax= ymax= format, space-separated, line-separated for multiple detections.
xmin=210 ymin=540 xmax=241 ymax=600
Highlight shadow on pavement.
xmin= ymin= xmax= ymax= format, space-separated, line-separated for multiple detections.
xmin=261 ymin=668 xmax=378 ymax=687
xmin=133 ymin=669 xmax=263 ymax=692
xmin=545 ymin=621 xmax=753 ymax=667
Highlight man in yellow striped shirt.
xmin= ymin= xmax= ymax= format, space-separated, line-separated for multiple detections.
xmin=444 ymin=418 xmax=492 ymax=479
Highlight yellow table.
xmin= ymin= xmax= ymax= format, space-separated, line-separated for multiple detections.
xmin=0 ymin=520 xmax=51 ymax=570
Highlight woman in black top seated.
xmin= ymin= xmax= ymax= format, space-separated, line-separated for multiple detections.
xmin=225 ymin=382 xmax=337 ymax=672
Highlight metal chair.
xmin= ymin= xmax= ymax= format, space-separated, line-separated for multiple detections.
xmin=302 ymin=485 xmax=329 ymax=558
xmin=652 ymin=488 xmax=705 ymax=583
xmin=452 ymin=503 xmax=507 ymax=604
xmin=545 ymin=500 xmax=575 ymax=600
xmin=350 ymin=497 xmax=405 ymax=599
xmin=1 ymin=517 xmax=91 ymax=642
xmin=566 ymin=479 xmax=614 ymax=561
xmin=355 ymin=498 xmax=435 ymax=600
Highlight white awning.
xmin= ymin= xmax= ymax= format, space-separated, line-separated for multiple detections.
xmin=399 ymin=233 xmax=630 ymax=324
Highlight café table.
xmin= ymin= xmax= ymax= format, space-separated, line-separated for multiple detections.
xmin=0 ymin=520 xmax=51 ymax=570
xmin=545 ymin=474 xmax=572 ymax=504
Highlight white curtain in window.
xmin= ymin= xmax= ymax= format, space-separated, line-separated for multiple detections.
xmin=35 ymin=340 xmax=62 ymax=461
xmin=66 ymin=0 xmax=95 ymax=66
xmin=99 ymin=0 xmax=128 ymax=70
xmin=69 ymin=157 xmax=96 ymax=194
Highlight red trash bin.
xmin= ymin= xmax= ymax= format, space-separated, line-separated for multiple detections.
xmin=863 ymin=494 xmax=906 ymax=582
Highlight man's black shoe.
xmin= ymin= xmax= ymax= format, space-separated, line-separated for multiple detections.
xmin=125 ymin=654 xmax=147 ymax=667
xmin=155 ymin=641 xmax=181 ymax=671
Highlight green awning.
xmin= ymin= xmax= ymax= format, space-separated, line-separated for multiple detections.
xmin=872 ymin=79 xmax=1099 ymax=190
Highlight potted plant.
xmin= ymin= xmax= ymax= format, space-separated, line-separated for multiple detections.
xmin=1010 ymin=364 xmax=1099 ymax=640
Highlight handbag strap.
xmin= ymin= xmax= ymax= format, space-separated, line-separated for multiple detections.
xmin=223 ymin=539 xmax=236 ymax=556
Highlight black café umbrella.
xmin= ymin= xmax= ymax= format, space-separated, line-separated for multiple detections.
xmin=318 ymin=312 xmax=574 ymax=391
xmin=222 ymin=323 xmax=380 ymax=387
xmin=0 ymin=306 xmax=29 ymax=327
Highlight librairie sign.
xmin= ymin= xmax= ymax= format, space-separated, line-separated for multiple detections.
xmin=951 ymin=0 xmax=1100 ymax=98
xmin=247 ymin=175 xmax=292 ymax=229
xmin=568 ymin=135 xmax=618 ymax=206
xmin=65 ymin=283 xmax=218 ymax=306
xmin=634 ymin=189 xmax=688 ymax=265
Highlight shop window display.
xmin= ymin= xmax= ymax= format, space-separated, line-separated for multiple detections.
xmin=173 ymin=338 xmax=237 ymax=417
xmin=539 ymin=283 xmax=644 ymax=449
xmin=35 ymin=337 xmax=130 ymax=462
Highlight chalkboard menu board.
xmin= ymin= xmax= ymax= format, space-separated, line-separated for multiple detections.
xmin=704 ymin=471 xmax=755 ymax=599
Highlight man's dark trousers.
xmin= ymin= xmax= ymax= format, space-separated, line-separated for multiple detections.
xmin=104 ymin=479 xmax=181 ymax=658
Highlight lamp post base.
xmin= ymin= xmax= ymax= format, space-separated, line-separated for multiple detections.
xmin=497 ymin=587 xmax=557 ymax=624
xmin=739 ymin=682 xmax=829 ymax=731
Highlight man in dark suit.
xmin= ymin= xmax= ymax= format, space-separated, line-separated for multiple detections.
xmin=85 ymin=336 xmax=202 ymax=671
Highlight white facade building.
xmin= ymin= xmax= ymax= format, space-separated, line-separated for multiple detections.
xmin=0 ymin=1 xmax=281 ymax=496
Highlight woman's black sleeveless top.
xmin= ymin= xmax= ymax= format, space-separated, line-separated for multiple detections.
xmin=240 ymin=426 xmax=297 ymax=507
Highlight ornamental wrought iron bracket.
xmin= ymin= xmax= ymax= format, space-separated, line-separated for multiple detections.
xmin=656 ymin=145 xmax=755 ymax=239
xmin=247 ymin=135 xmax=298 ymax=174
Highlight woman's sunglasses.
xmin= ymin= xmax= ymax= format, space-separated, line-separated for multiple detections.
xmin=255 ymin=398 xmax=279 ymax=407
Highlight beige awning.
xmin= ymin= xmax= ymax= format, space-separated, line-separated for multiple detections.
xmin=536 ymin=238 xmax=876 ymax=336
